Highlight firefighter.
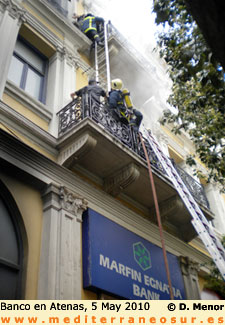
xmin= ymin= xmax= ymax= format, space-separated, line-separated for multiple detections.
xmin=108 ymin=79 xmax=143 ymax=131
xmin=73 ymin=13 xmax=104 ymax=47
xmin=108 ymin=78 xmax=129 ymax=124
xmin=70 ymin=79 xmax=106 ymax=105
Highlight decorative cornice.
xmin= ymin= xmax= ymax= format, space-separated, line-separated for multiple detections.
xmin=150 ymin=195 xmax=184 ymax=222
xmin=59 ymin=186 xmax=88 ymax=220
xmin=104 ymin=163 xmax=140 ymax=196
xmin=179 ymin=256 xmax=200 ymax=276
xmin=56 ymin=46 xmax=79 ymax=68
xmin=58 ymin=132 xmax=97 ymax=168
xmin=55 ymin=46 xmax=93 ymax=72
xmin=0 ymin=0 xmax=26 ymax=23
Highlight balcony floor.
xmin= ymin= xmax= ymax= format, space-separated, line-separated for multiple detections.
xmin=57 ymin=118 xmax=213 ymax=242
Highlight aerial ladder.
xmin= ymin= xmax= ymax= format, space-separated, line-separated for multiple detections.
xmin=93 ymin=19 xmax=225 ymax=281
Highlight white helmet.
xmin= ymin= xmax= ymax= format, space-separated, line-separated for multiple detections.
xmin=111 ymin=78 xmax=123 ymax=90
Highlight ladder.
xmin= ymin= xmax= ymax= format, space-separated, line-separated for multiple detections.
xmin=93 ymin=18 xmax=225 ymax=279
xmin=94 ymin=21 xmax=111 ymax=92
xmin=140 ymin=125 xmax=225 ymax=280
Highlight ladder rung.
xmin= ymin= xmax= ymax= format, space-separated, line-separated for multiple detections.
xmin=140 ymin=125 xmax=225 ymax=280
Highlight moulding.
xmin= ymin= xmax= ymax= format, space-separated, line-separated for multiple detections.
xmin=0 ymin=0 xmax=26 ymax=23
xmin=5 ymin=81 xmax=52 ymax=122
xmin=58 ymin=132 xmax=97 ymax=167
xmin=104 ymin=163 xmax=140 ymax=196
xmin=0 ymin=128 xmax=212 ymax=269
xmin=59 ymin=185 xmax=88 ymax=221
xmin=21 ymin=5 xmax=91 ymax=70
xmin=0 ymin=100 xmax=57 ymax=156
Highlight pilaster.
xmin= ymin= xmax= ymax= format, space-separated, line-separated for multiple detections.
xmin=0 ymin=0 xmax=26 ymax=98
xmin=180 ymin=256 xmax=201 ymax=299
xmin=48 ymin=47 xmax=79 ymax=137
xmin=38 ymin=183 xmax=88 ymax=299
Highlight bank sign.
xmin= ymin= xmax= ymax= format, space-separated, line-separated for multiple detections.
xmin=82 ymin=209 xmax=186 ymax=300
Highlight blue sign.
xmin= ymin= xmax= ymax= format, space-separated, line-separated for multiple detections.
xmin=82 ymin=209 xmax=186 ymax=300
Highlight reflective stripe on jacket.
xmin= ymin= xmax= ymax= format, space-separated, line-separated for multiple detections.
xmin=81 ymin=16 xmax=97 ymax=33
xmin=81 ymin=16 xmax=104 ymax=34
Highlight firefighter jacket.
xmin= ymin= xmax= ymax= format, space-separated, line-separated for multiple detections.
xmin=81 ymin=15 xmax=104 ymax=34
xmin=108 ymin=90 xmax=125 ymax=109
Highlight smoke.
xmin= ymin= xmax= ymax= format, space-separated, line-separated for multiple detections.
xmin=83 ymin=0 xmax=172 ymax=127
xmin=84 ymin=0 xmax=157 ymax=51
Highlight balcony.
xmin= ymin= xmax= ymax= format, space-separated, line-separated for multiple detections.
xmin=57 ymin=94 xmax=213 ymax=242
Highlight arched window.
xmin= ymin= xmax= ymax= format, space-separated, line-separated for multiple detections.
xmin=0 ymin=180 xmax=25 ymax=299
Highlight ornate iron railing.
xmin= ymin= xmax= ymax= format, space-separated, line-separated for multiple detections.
xmin=57 ymin=94 xmax=210 ymax=209
xmin=175 ymin=165 xmax=210 ymax=209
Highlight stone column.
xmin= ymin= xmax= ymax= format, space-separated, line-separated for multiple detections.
xmin=0 ymin=0 xmax=26 ymax=98
xmin=180 ymin=256 xmax=201 ymax=299
xmin=205 ymin=183 xmax=225 ymax=233
xmin=47 ymin=50 xmax=64 ymax=137
xmin=48 ymin=47 xmax=78 ymax=137
xmin=38 ymin=183 xmax=88 ymax=299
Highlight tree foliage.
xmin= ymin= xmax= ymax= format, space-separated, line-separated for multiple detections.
xmin=153 ymin=0 xmax=225 ymax=190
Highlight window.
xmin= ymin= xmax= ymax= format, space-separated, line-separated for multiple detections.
xmin=8 ymin=38 xmax=48 ymax=103
xmin=0 ymin=180 xmax=25 ymax=299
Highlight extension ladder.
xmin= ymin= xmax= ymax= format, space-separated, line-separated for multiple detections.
xmin=93 ymin=17 xmax=225 ymax=279
xmin=140 ymin=125 xmax=225 ymax=280
xmin=95 ymin=21 xmax=111 ymax=92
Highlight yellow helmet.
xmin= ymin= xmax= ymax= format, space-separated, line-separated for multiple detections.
xmin=111 ymin=78 xmax=123 ymax=90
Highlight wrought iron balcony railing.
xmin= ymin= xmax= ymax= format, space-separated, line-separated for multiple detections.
xmin=175 ymin=165 xmax=210 ymax=209
xmin=57 ymin=94 xmax=210 ymax=209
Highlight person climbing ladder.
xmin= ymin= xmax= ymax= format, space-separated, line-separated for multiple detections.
xmin=72 ymin=13 xmax=104 ymax=47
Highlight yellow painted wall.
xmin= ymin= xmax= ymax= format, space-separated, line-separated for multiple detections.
xmin=161 ymin=125 xmax=184 ymax=147
xmin=0 ymin=173 xmax=43 ymax=299
xmin=21 ymin=2 xmax=64 ymax=41
xmin=82 ymin=289 xmax=97 ymax=300
xmin=76 ymin=0 xmax=85 ymax=15
xmin=2 ymin=93 xmax=49 ymax=131
xmin=76 ymin=67 xmax=89 ymax=90
xmin=198 ymin=276 xmax=206 ymax=292
xmin=20 ymin=24 xmax=56 ymax=58
xmin=78 ymin=52 xmax=92 ymax=66
xmin=168 ymin=145 xmax=184 ymax=164
xmin=0 ymin=123 xmax=57 ymax=161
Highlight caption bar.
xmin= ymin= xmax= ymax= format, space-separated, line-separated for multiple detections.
xmin=0 ymin=301 xmax=224 ymax=324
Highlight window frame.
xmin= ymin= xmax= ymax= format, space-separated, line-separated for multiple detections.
xmin=9 ymin=36 xmax=48 ymax=104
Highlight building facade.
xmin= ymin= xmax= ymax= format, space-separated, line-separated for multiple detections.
xmin=0 ymin=0 xmax=224 ymax=300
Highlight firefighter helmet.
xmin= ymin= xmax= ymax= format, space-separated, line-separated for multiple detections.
xmin=111 ymin=79 xmax=123 ymax=90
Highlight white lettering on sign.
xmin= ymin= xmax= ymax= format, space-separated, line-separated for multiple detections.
xmin=99 ymin=254 xmax=142 ymax=283
xmin=99 ymin=254 xmax=183 ymax=299
xmin=133 ymin=283 xmax=160 ymax=300
xmin=144 ymin=274 xmax=182 ymax=299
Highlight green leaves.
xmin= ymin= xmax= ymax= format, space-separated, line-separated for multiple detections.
xmin=153 ymin=0 xmax=225 ymax=191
